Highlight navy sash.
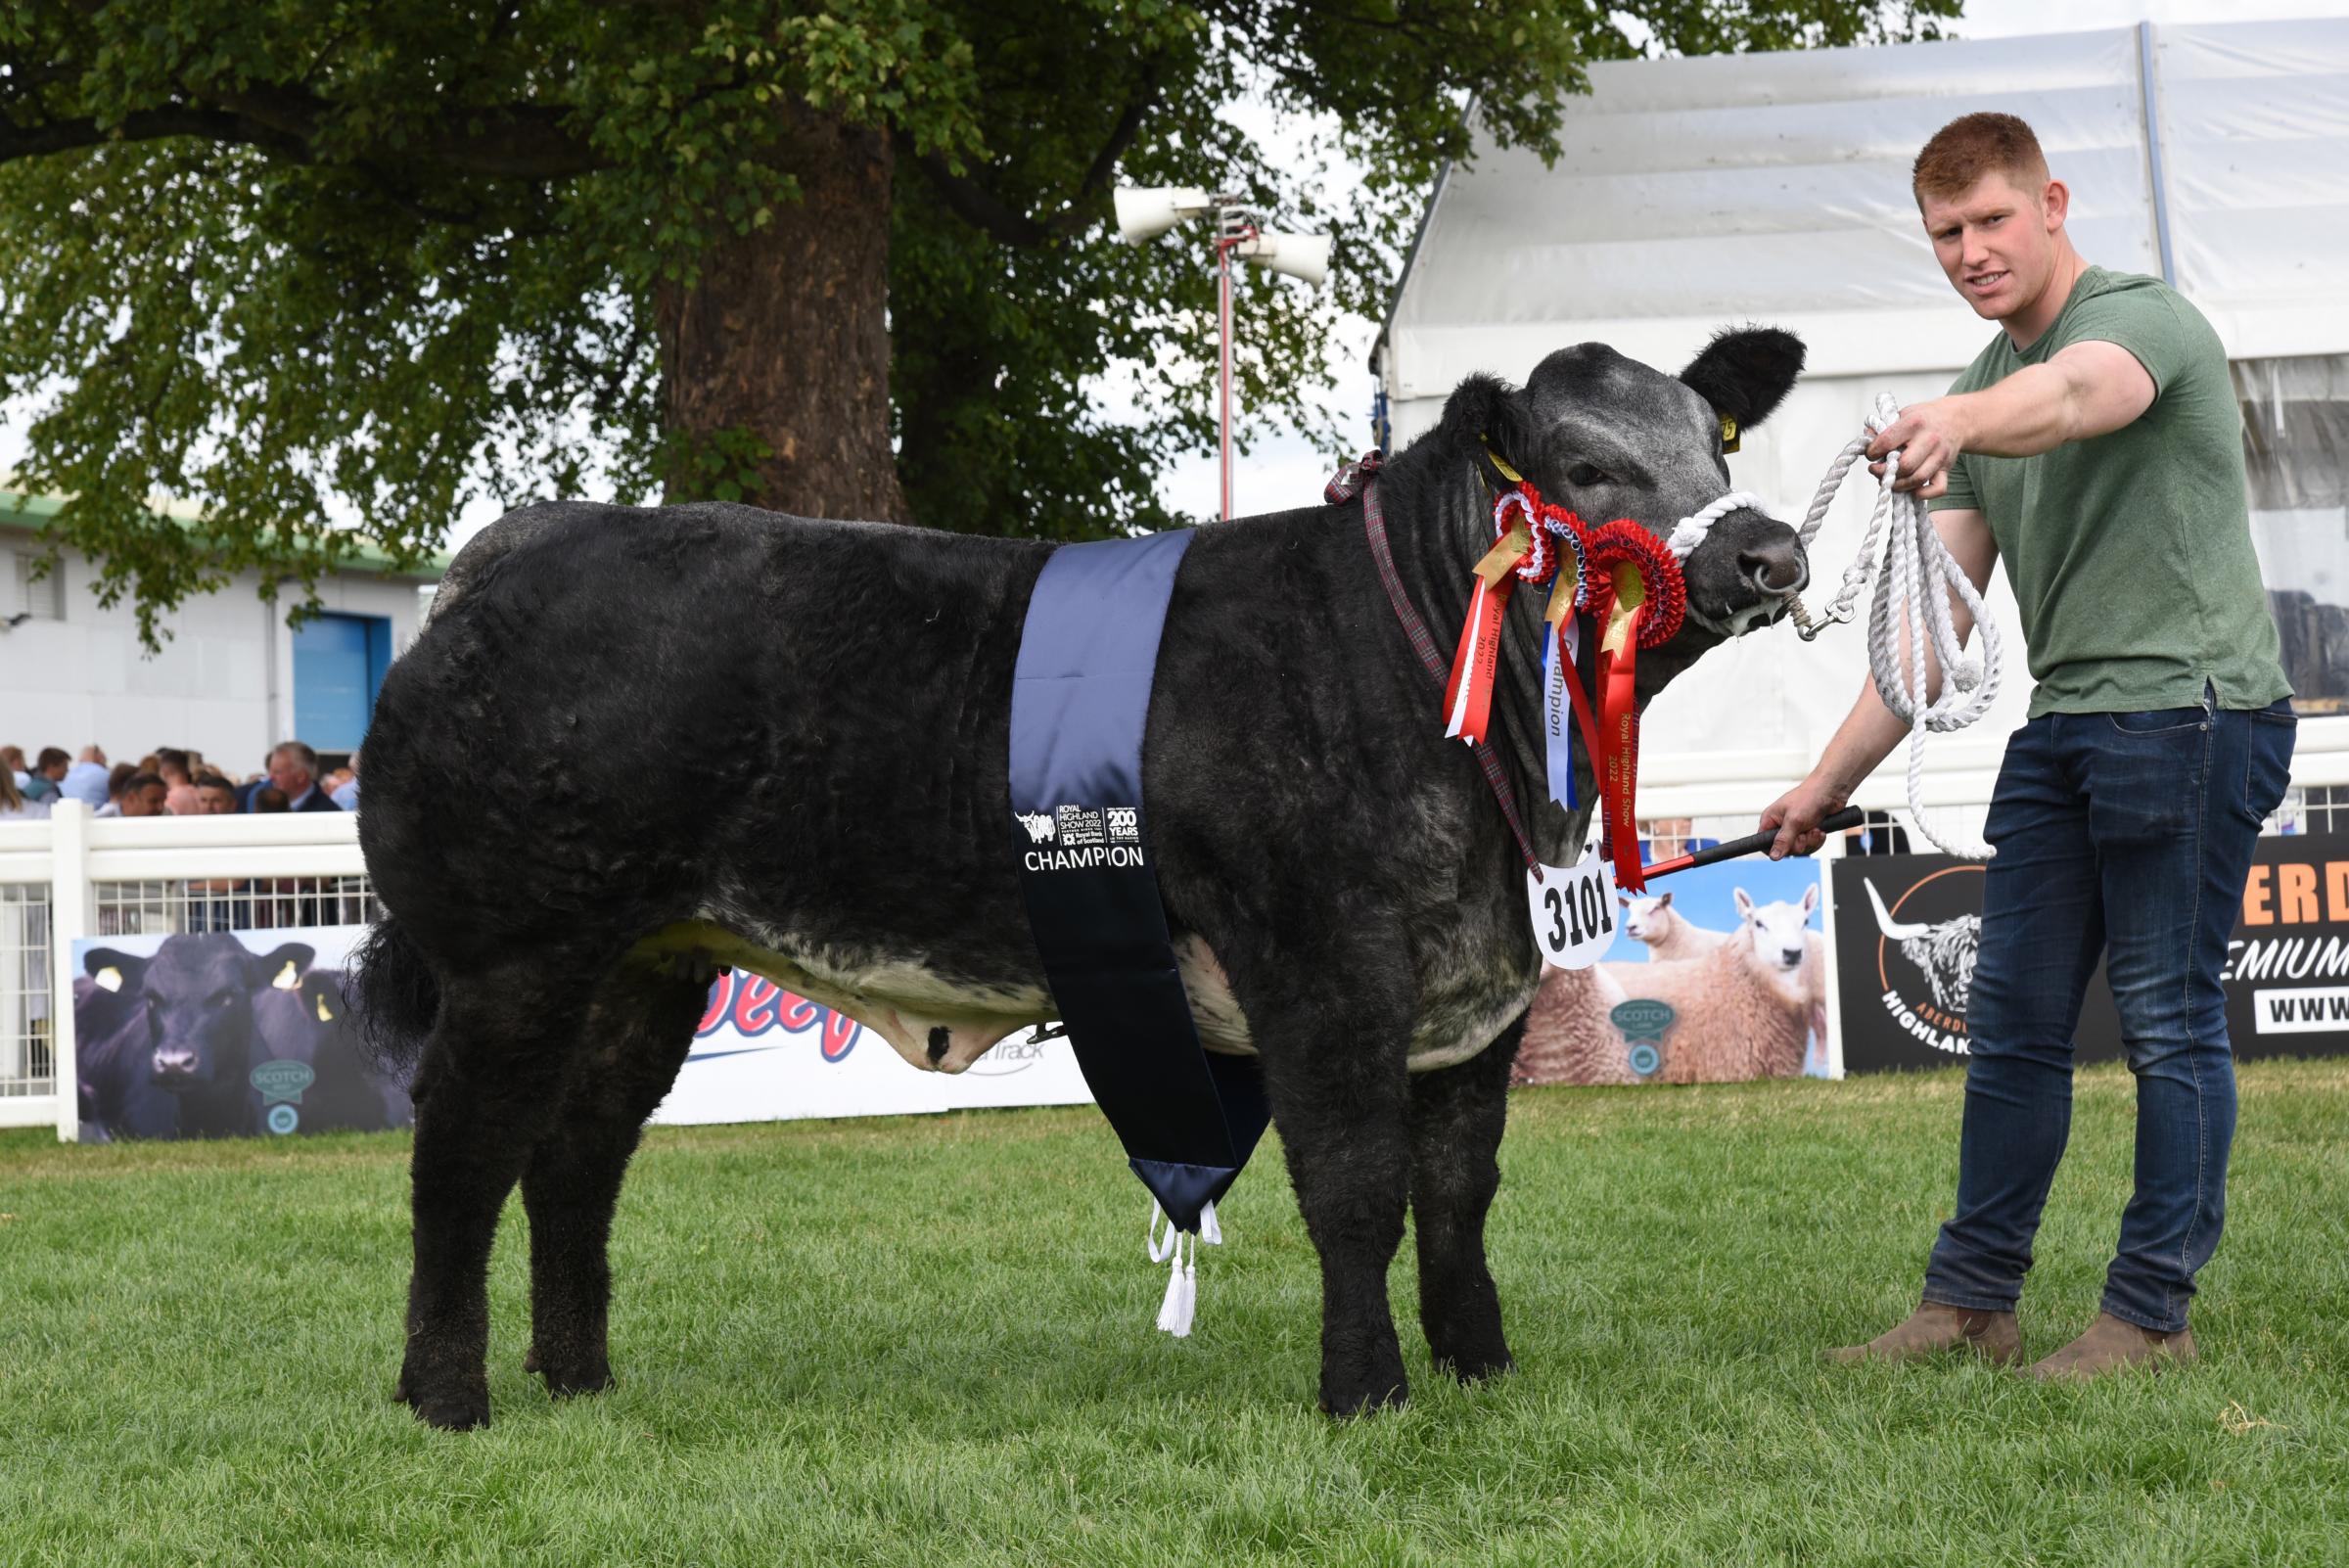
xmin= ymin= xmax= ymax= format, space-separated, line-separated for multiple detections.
xmin=1008 ymin=530 xmax=1269 ymax=1234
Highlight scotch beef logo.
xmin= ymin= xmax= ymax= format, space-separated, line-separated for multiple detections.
xmin=1865 ymin=868 xmax=1982 ymax=1055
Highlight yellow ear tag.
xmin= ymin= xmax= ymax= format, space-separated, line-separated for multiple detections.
xmin=1471 ymin=521 xmax=1533 ymax=586
xmin=272 ymin=960 xmax=301 ymax=991
xmin=1602 ymin=564 xmax=1646 ymax=656
xmin=315 ymin=993 xmax=335 ymax=1023
xmin=1481 ymin=438 xmax=1526 ymax=484
xmin=95 ymin=966 xmax=122 ymax=992
xmin=1719 ymin=414 xmax=1740 ymax=454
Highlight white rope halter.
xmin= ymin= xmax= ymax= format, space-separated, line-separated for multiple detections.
xmin=1657 ymin=392 xmax=2002 ymax=859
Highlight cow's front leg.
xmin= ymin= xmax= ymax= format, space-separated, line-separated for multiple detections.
xmin=1251 ymin=959 xmax=1414 ymax=1416
xmin=1408 ymin=1014 xmax=1522 ymax=1383
xmin=520 ymin=966 xmax=704 ymax=1398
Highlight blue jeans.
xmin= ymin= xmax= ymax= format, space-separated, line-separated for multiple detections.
xmin=1922 ymin=689 xmax=2295 ymax=1333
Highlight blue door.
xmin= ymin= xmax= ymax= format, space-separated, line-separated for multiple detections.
xmin=293 ymin=613 xmax=392 ymax=751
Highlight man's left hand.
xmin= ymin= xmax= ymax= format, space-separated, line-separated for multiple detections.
xmin=1866 ymin=398 xmax=1968 ymax=498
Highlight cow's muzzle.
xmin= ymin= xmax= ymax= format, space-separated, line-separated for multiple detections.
xmin=1684 ymin=510 xmax=1808 ymax=637
xmin=152 ymin=1045 xmax=202 ymax=1084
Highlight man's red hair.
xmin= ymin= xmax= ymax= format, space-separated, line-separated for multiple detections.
xmin=1912 ymin=113 xmax=2050 ymax=206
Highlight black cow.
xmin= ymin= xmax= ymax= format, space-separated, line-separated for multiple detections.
xmin=356 ymin=331 xmax=1810 ymax=1429
xmin=74 ymin=929 xmax=399 ymax=1140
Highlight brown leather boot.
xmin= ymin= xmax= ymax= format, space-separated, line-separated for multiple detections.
xmin=2027 ymin=1312 xmax=2197 ymax=1381
xmin=1826 ymin=1301 xmax=2022 ymax=1365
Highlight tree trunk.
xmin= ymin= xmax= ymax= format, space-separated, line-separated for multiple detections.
xmin=655 ymin=104 xmax=906 ymax=523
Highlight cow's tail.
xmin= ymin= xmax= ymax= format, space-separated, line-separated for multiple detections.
xmin=350 ymin=914 xmax=440 ymax=1079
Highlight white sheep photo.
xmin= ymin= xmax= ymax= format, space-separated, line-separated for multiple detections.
xmin=1517 ymin=867 xmax=1829 ymax=1087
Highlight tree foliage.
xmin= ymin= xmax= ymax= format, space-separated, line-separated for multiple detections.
xmin=0 ymin=0 xmax=1956 ymax=640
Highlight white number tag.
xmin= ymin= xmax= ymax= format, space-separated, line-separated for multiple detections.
xmin=1527 ymin=851 xmax=1618 ymax=970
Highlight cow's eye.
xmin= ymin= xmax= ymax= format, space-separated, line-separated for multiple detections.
xmin=1566 ymin=464 xmax=1611 ymax=487
xmin=210 ymin=992 xmax=235 ymax=1007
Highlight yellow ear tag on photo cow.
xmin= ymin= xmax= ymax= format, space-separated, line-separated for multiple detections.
xmin=272 ymin=959 xmax=301 ymax=991
xmin=94 ymin=966 xmax=122 ymax=992
xmin=315 ymin=992 xmax=335 ymax=1022
xmin=1720 ymin=414 xmax=1740 ymax=454
xmin=1601 ymin=564 xmax=1645 ymax=656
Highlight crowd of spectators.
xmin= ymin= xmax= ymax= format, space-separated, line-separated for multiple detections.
xmin=0 ymin=741 xmax=358 ymax=822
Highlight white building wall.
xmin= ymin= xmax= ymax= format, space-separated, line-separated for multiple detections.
xmin=1 ymin=525 xmax=434 ymax=773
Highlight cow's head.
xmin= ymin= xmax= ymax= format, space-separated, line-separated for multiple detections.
xmin=1433 ymin=326 xmax=1808 ymax=659
xmin=84 ymin=937 xmax=316 ymax=1091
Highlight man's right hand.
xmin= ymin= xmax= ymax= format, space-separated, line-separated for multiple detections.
xmin=1762 ymin=775 xmax=1849 ymax=860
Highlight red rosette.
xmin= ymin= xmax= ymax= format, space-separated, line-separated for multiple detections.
xmin=1576 ymin=520 xmax=1687 ymax=648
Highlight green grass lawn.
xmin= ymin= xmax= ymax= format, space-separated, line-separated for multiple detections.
xmin=4 ymin=1060 xmax=2345 ymax=1567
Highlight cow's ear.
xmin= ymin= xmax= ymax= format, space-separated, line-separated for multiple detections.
xmin=84 ymin=947 xmax=146 ymax=993
xmin=1435 ymin=373 xmax=1537 ymax=486
xmin=248 ymin=943 xmax=317 ymax=992
xmin=301 ymin=972 xmax=346 ymax=1025
xmin=1680 ymin=327 xmax=1804 ymax=449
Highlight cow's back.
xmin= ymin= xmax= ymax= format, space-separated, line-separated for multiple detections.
xmin=362 ymin=500 xmax=1054 ymax=970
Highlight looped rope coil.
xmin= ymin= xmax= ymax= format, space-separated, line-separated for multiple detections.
xmin=1785 ymin=392 xmax=2002 ymax=858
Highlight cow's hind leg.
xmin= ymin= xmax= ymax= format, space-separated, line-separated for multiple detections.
xmin=520 ymin=962 xmax=708 ymax=1398
xmin=1249 ymin=956 xmax=1415 ymax=1416
xmin=1409 ymin=1015 xmax=1522 ymax=1383
xmin=395 ymin=959 xmax=595 ymax=1431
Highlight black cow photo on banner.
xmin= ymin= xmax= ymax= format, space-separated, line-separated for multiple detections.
xmin=71 ymin=925 xmax=413 ymax=1141
xmin=1833 ymin=836 xmax=2349 ymax=1073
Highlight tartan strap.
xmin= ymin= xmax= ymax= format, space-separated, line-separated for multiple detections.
xmin=1357 ymin=473 xmax=1543 ymax=873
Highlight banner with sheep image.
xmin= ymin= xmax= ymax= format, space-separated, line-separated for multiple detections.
xmin=1516 ymin=858 xmax=1829 ymax=1087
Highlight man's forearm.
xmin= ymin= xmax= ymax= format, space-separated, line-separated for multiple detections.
xmin=1815 ymin=677 xmax=1914 ymax=798
xmin=1944 ymin=362 xmax=2080 ymax=459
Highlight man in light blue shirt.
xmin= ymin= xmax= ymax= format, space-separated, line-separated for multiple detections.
xmin=59 ymin=747 xmax=111 ymax=807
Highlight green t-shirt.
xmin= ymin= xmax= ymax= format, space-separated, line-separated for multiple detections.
xmin=1930 ymin=265 xmax=2289 ymax=717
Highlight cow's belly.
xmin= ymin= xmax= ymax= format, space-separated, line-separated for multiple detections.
xmin=1174 ymin=937 xmax=1531 ymax=1074
xmin=633 ymin=920 xmax=1053 ymax=1074
xmin=633 ymin=924 xmax=1526 ymax=1078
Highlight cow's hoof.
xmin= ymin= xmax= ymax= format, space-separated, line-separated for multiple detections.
xmin=538 ymin=1362 xmax=616 ymax=1400
xmin=1318 ymin=1374 xmax=1408 ymax=1419
xmin=397 ymin=1360 xmax=490 ymax=1430
xmin=522 ymin=1343 xmax=539 ymax=1375
xmin=411 ymin=1392 xmax=491 ymax=1432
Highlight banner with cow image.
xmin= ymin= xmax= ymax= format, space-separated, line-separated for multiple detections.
xmin=1515 ymin=856 xmax=1829 ymax=1087
xmin=71 ymin=925 xmax=409 ymax=1142
xmin=651 ymin=967 xmax=1095 ymax=1126
xmin=1832 ymin=838 xmax=2349 ymax=1074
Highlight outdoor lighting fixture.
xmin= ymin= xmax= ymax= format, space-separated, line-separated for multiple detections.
xmin=1115 ymin=185 xmax=1330 ymax=520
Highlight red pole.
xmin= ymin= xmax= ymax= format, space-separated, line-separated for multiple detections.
xmin=1218 ymin=239 xmax=1234 ymax=523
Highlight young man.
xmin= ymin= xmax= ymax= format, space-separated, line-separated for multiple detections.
xmin=1762 ymin=114 xmax=2294 ymax=1378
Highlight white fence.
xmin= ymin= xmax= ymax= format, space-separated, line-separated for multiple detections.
xmin=8 ymin=722 xmax=2347 ymax=1141
xmin=0 ymin=802 xmax=370 ymax=1140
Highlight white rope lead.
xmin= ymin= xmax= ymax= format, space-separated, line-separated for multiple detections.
xmin=1787 ymin=392 xmax=2001 ymax=858
xmin=1653 ymin=394 xmax=2001 ymax=859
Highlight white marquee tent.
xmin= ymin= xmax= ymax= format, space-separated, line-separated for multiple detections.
xmin=1378 ymin=19 xmax=2349 ymax=835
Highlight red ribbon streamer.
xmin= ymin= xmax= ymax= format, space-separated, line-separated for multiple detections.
xmin=1435 ymin=486 xmax=1692 ymax=889
xmin=1441 ymin=574 xmax=1515 ymax=746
